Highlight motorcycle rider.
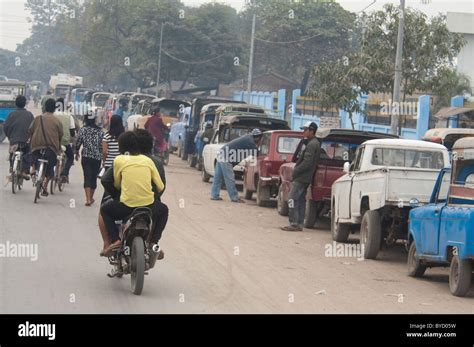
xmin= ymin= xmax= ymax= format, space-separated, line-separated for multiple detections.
xmin=3 ymin=95 xmax=34 ymax=180
xmin=100 ymin=131 xmax=165 ymax=258
xmin=144 ymin=106 xmax=169 ymax=157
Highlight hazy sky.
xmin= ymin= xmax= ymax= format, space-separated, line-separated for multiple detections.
xmin=0 ymin=0 xmax=473 ymax=51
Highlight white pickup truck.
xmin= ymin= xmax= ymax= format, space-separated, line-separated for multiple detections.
xmin=331 ymin=139 xmax=450 ymax=259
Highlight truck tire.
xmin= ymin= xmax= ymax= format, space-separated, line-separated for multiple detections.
xmin=243 ymin=176 xmax=253 ymax=200
xmin=188 ymin=154 xmax=197 ymax=167
xmin=201 ymin=168 xmax=211 ymax=183
xmin=0 ymin=125 xmax=6 ymax=143
xmin=197 ymin=158 xmax=203 ymax=171
xmin=407 ymin=242 xmax=426 ymax=277
xmin=331 ymin=201 xmax=350 ymax=242
xmin=449 ymin=255 xmax=472 ymax=297
xmin=277 ymin=185 xmax=289 ymax=216
xmin=243 ymin=186 xmax=253 ymax=200
xmin=304 ymin=200 xmax=318 ymax=228
xmin=360 ymin=210 xmax=381 ymax=260
xmin=256 ymin=181 xmax=271 ymax=207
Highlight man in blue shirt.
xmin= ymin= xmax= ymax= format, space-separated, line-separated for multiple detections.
xmin=114 ymin=99 xmax=128 ymax=125
xmin=211 ymin=128 xmax=263 ymax=203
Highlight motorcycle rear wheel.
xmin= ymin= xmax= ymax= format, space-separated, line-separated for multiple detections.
xmin=130 ymin=236 xmax=145 ymax=295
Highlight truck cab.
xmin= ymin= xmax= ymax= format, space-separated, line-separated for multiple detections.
xmin=408 ymin=137 xmax=474 ymax=296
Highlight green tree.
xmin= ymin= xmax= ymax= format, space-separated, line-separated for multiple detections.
xmin=357 ymin=4 xmax=466 ymax=100
xmin=430 ymin=68 xmax=471 ymax=113
xmin=308 ymin=55 xmax=362 ymax=129
xmin=240 ymin=0 xmax=356 ymax=93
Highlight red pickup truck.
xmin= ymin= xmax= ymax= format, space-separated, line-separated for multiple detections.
xmin=277 ymin=129 xmax=398 ymax=227
xmin=243 ymin=130 xmax=303 ymax=206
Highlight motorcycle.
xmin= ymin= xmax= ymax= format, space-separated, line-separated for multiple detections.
xmin=107 ymin=207 xmax=158 ymax=295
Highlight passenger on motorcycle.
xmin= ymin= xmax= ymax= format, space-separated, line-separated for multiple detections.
xmin=144 ymin=106 xmax=169 ymax=156
xmin=100 ymin=131 xmax=165 ymax=258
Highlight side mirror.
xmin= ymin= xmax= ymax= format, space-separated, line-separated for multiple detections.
xmin=343 ymin=162 xmax=350 ymax=174
xmin=409 ymin=198 xmax=420 ymax=208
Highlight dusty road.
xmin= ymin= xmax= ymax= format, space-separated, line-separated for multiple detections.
xmin=0 ymin=113 xmax=472 ymax=313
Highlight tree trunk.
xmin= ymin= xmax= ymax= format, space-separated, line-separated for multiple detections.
xmin=348 ymin=110 xmax=355 ymax=130
xmin=300 ymin=67 xmax=312 ymax=95
xmin=180 ymin=67 xmax=193 ymax=90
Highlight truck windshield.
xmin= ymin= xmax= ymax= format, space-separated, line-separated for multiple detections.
xmin=320 ymin=141 xmax=358 ymax=162
xmin=93 ymin=94 xmax=109 ymax=107
xmin=371 ymin=148 xmax=444 ymax=169
xmin=278 ymin=136 xmax=301 ymax=154
xmin=449 ymin=159 xmax=474 ymax=205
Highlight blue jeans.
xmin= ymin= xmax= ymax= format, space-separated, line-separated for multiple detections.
xmin=288 ymin=181 xmax=309 ymax=228
xmin=211 ymin=161 xmax=239 ymax=201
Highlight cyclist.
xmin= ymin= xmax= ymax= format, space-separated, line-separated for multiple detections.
xmin=28 ymin=98 xmax=64 ymax=196
xmin=54 ymin=98 xmax=76 ymax=183
xmin=144 ymin=106 xmax=169 ymax=156
xmin=4 ymin=95 xmax=34 ymax=181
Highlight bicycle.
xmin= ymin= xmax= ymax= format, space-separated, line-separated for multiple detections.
xmin=33 ymin=150 xmax=49 ymax=204
xmin=50 ymin=149 xmax=66 ymax=194
xmin=10 ymin=145 xmax=25 ymax=194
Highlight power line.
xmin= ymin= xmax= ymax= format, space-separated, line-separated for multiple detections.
xmin=255 ymin=32 xmax=323 ymax=44
xmin=161 ymin=48 xmax=227 ymax=65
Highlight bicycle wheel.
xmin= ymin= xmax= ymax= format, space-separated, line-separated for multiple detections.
xmin=50 ymin=170 xmax=56 ymax=195
xmin=58 ymin=160 xmax=64 ymax=192
xmin=11 ymin=172 xmax=17 ymax=194
xmin=34 ymin=180 xmax=42 ymax=203
xmin=34 ymin=163 xmax=44 ymax=203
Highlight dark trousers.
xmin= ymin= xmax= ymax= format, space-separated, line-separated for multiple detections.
xmin=288 ymin=181 xmax=309 ymax=228
xmin=9 ymin=143 xmax=30 ymax=174
xmin=101 ymin=200 xmax=169 ymax=244
xmin=32 ymin=148 xmax=57 ymax=179
xmin=81 ymin=157 xmax=101 ymax=189
xmin=61 ymin=144 xmax=74 ymax=177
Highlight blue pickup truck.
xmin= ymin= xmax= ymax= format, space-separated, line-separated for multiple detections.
xmin=408 ymin=137 xmax=474 ymax=297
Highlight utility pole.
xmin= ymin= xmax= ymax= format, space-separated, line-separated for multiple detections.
xmin=156 ymin=22 xmax=164 ymax=97
xmin=390 ymin=0 xmax=405 ymax=135
xmin=247 ymin=13 xmax=256 ymax=103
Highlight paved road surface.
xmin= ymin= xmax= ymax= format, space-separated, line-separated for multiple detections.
xmin=0 ymin=108 xmax=472 ymax=313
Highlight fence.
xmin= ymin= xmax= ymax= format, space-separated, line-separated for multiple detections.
xmin=233 ymin=88 xmax=435 ymax=139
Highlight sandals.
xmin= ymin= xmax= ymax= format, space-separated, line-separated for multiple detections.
xmin=100 ymin=240 xmax=122 ymax=257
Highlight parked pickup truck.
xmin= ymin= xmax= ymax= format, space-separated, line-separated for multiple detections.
xmin=201 ymin=115 xmax=290 ymax=182
xmin=408 ymin=137 xmax=474 ymax=297
xmin=331 ymin=139 xmax=450 ymax=259
xmin=277 ymin=129 xmax=398 ymax=224
xmin=243 ymin=130 xmax=303 ymax=206
xmin=422 ymin=128 xmax=474 ymax=151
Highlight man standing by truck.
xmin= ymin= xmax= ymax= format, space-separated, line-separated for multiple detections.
xmin=211 ymin=128 xmax=263 ymax=203
xmin=281 ymin=121 xmax=320 ymax=232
